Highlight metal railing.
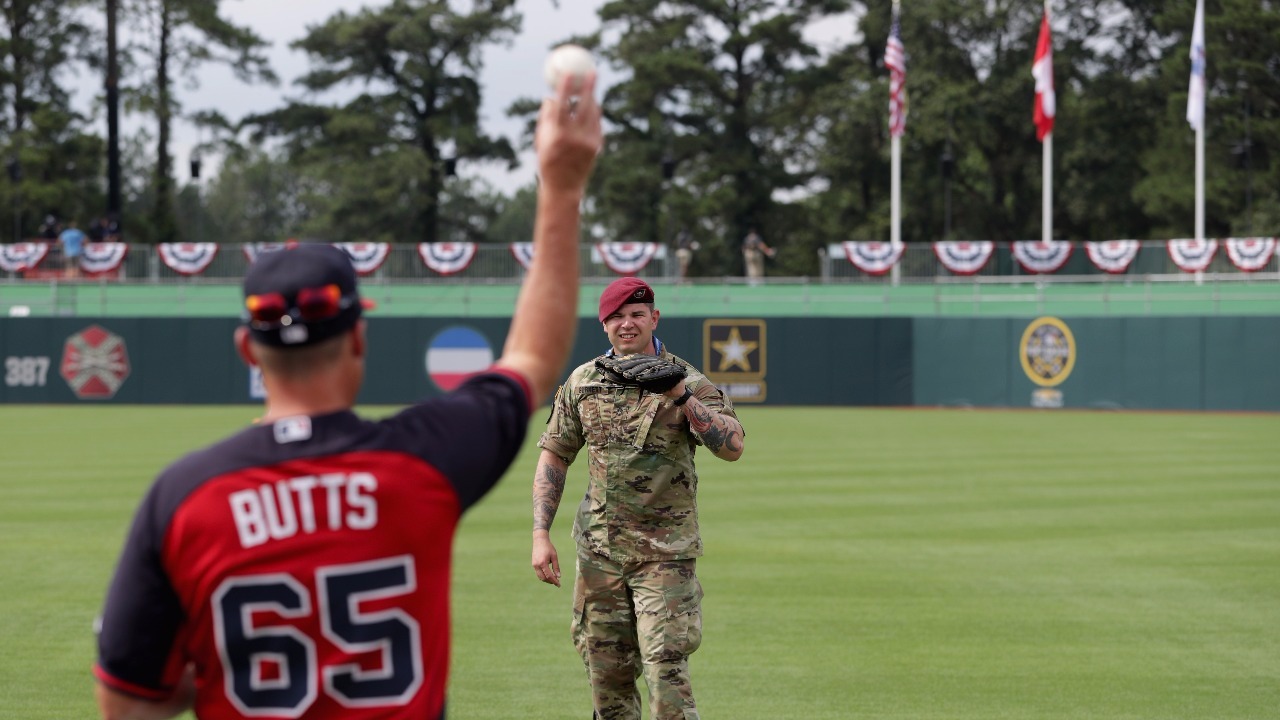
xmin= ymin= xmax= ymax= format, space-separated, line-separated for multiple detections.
xmin=2 ymin=243 xmax=676 ymax=284
xmin=818 ymin=241 xmax=1280 ymax=280
xmin=3 ymin=241 xmax=1278 ymax=319
xmin=5 ymin=240 xmax=1278 ymax=284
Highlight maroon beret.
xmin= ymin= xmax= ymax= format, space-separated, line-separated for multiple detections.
xmin=598 ymin=277 xmax=655 ymax=322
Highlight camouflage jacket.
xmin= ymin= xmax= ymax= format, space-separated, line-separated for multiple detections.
xmin=538 ymin=348 xmax=738 ymax=563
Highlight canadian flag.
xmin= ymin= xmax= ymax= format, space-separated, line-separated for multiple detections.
xmin=1032 ymin=9 xmax=1055 ymax=142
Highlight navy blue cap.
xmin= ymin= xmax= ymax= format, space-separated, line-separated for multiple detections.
xmin=242 ymin=244 xmax=370 ymax=347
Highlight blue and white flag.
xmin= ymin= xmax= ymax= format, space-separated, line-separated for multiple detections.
xmin=1186 ymin=0 xmax=1205 ymax=131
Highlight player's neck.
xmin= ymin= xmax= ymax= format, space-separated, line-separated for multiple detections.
xmin=257 ymin=372 xmax=359 ymax=422
xmin=258 ymin=396 xmax=352 ymax=423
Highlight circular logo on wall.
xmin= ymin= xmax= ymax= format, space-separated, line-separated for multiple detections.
xmin=1019 ymin=316 xmax=1076 ymax=388
xmin=425 ymin=326 xmax=494 ymax=391
xmin=61 ymin=325 xmax=131 ymax=399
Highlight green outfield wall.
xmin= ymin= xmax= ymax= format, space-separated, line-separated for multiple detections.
xmin=1 ymin=316 xmax=1275 ymax=411
xmin=3 ymin=280 xmax=1279 ymax=318
xmin=912 ymin=316 xmax=1280 ymax=411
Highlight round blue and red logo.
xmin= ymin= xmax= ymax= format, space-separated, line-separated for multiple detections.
xmin=425 ymin=326 xmax=494 ymax=391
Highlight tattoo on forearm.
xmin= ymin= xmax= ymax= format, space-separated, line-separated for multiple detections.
xmin=701 ymin=422 xmax=728 ymax=452
xmin=688 ymin=399 xmax=715 ymax=433
xmin=724 ymin=423 xmax=744 ymax=453
xmin=532 ymin=463 xmax=566 ymax=531
xmin=682 ymin=396 xmax=744 ymax=456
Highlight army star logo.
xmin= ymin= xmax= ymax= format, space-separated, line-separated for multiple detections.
xmin=703 ymin=319 xmax=767 ymax=403
xmin=712 ymin=327 xmax=758 ymax=372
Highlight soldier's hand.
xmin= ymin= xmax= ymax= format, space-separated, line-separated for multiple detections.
xmin=532 ymin=532 xmax=561 ymax=588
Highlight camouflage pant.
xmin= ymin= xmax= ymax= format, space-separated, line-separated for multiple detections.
xmin=573 ymin=549 xmax=703 ymax=720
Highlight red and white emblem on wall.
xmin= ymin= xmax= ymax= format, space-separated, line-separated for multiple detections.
xmin=61 ymin=325 xmax=131 ymax=399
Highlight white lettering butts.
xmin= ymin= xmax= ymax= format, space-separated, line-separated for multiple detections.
xmin=229 ymin=473 xmax=379 ymax=548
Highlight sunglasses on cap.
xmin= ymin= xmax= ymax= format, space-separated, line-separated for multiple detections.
xmin=244 ymin=284 xmax=357 ymax=329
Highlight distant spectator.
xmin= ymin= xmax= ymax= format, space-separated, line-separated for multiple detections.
xmin=39 ymin=215 xmax=60 ymax=240
xmin=88 ymin=217 xmax=107 ymax=242
xmin=674 ymin=227 xmax=699 ymax=283
xmin=742 ymin=227 xmax=775 ymax=285
xmin=58 ymin=220 xmax=86 ymax=279
xmin=88 ymin=215 xmax=121 ymax=242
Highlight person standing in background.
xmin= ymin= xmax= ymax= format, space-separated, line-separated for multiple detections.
xmin=742 ymin=227 xmax=775 ymax=285
xmin=674 ymin=227 xmax=698 ymax=284
xmin=89 ymin=215 xmax=120 ymax=242
xmin=39 ymin=214 xmax=61 ymax=240
xmin=58 ymin=220 xmax=86 ymax=279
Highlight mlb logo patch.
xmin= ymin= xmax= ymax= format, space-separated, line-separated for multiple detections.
xmin=273 ymin=416 xmax=312 ymax=444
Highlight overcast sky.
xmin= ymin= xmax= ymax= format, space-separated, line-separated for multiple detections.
xmin=81 ymin=1 xmax=856 ymax=196
xmin=90 ymin=0 xmax=615 ymax=195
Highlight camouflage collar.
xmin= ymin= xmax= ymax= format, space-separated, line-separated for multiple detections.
xmin=604 ymin=336 xmax=664 ymax=357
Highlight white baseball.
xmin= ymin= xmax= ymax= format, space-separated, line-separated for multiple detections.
xmin=544 ymin=44 xmax=596 ymax=92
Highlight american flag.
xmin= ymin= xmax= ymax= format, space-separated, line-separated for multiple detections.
xmin=885 ymin=5 xmax=907 ymax=138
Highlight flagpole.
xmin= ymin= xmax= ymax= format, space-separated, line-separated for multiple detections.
xmin=1188 ymin=0 xmax=1206 ymax=284
xmin=1195 ymin=123 xmax=1204 ymax=243
xmin=1191 ymin=0 xmax=1205 ymax=244
xmin=889 ymin=0 xmax=902 ymax=286
xmin=1041 ymin=0 xmax=1052 ymax=244
xmin=891 ymin=134 xmax=901 ymax=286
xmin=1043 ymin=132 xmax=1052 ymax=243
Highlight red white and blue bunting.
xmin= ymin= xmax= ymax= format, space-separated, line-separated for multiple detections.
xmin=418 ymin=242 xmax=477 ymax=276
xmin=80 ymin=241 xmax=129 ymax=275
xmin=510 ymin=242 xmax=536 ymax=271
xmin=1224 ymin=237 xmax=1277 ymax=272
xmin=1011 ymin=240 xmax=1073 ymax=274
xmin=595 ymin=242 xmax=660 ymax=275
xmin=1168 ymin=238 xmax=1218 ymax=272
xmin=934 ymin=241 xmax=995 ymax=275
xmin=1085 ymin=240 xmax=1141 ymax=274
xmin=842 ymin=241 xmax=904 ymax=276
xmin=332 ymin=242 xmax=389 ymax=276
xmin=158 ymin=243 xmax=219 ymax=275
xmin=242 ymin=240 xmax=299 ymax=263
xmin=0 ymin=242 xmax=51 ymax=272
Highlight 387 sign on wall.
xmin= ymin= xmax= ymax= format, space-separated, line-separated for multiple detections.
xmin=5 ymin=355 xmax=52 ymax=387
xmin=0 ymin=317 xmax=254 ymax=403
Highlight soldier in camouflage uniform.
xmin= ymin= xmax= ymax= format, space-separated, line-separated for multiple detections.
xmin=531 ymin=277 xmax=747 ymax=720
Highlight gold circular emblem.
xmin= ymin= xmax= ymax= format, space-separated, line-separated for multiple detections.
xmin=1019 ymin=316 xmax=1076 ymax=387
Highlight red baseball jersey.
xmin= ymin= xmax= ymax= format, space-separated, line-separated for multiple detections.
xmin=95 ymin=370 xmax=532 ymax=719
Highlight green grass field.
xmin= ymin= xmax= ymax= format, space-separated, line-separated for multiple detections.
xmin=2 ymin=405 xmax=1277 ymax=719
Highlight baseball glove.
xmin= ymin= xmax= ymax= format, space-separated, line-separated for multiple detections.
xmin=595 ymin=354 xmax=687 ymax=393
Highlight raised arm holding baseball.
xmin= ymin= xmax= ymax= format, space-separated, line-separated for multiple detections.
xmin=497 ymin=72 xmax=602 ymax=403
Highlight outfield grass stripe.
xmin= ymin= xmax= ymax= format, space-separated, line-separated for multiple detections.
xmin=2 ymin=406 xmax=1276 ymax=718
